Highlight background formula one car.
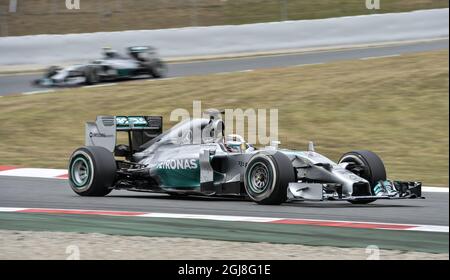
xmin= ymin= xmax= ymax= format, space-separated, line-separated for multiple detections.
xmin=34 ymin=46 xmax=167 ymax=86
xmin=68 ymin=113 xmax=423 ymax=205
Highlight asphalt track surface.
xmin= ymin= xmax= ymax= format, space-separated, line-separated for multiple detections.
xmin=0 ymin=176 xmax=448 ymax=226
xmin=0 ymin=38 xmax=448 ymax=96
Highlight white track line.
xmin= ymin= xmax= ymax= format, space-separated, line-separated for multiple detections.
xmin=292 ymin=62 xmax=325 ymax=67
xmin=0 ymin=207 xmax=27 ymax=212
xmin=147 ymin=77 xmax=178 ymax=82
xmin=215 ymin=70 xmax=254 ymax=75
xmin=83 ymin=83 xmax=117 ymax=88
xmin=411 ymin=225 xmax=449 ymax=233
xmin=422 ymin=186 xmax=449 ymax=193
xmin=0 ymin=168 xmax=67 ymax=179
xmin=159 ymin=77 xmax=177 ymax=81
xmin=360 ymin=54 xmax=401 ymax=60
xmin=139 ymin=213 xmax=278 ymax=222
xmin=0 ymin=207 xmax=447 ymax=233
xmin=22 ymin=89 xmax=54 ymax=95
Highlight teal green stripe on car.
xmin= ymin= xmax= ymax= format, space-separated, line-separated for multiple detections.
xmin=117 ymin=69 xmax=134 ymax=76
xmin=156 ymin=160 xmax=200 ymax=188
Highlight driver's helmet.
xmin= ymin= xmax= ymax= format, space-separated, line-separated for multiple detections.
xmin=225 ymin=134 xmax=247 ymax=153
xmin=102 ymin=47 xmax=118 ymax=59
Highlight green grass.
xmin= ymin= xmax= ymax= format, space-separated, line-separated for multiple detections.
xmin=0 ymin=50 xmax=448 ymax=186
xmin=1 ymin=0 xmax=448 ymax=36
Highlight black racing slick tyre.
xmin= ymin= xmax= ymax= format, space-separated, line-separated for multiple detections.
xmin=45 ymin=66 xmax=60 ymax=78
xmin=149 ymin=60 xmax=167 ymax=78
xmin=339 ymin=150 xmax=387 ymax=204
xmin=84 ymin=67 xmax=99 ymax=85
xmin=244 ymin=152 xmax=295 ymax=205
xmin=68 ymin=146 xmax=116 ymax=196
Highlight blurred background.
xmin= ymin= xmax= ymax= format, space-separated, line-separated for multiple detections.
xmin=0 ymin=0 xmax=448 ymax=36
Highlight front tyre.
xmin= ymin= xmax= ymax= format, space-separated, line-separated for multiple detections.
xmin=339 ymin=150 xmax=387 ymax=204
xmin=149 ymin=60 xmax=167 ymax=78
xmin=68 ymin=146 xmax=116 ymax=196
xmin=244 ymin=152 xmax=295 ymax=205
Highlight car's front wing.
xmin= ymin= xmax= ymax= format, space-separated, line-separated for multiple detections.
xmin=287 ymin=181 xmax=423 ymax=201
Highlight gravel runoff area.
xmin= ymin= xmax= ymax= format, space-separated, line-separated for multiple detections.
xmin=0 ymin=230 xmax=447 ymax=260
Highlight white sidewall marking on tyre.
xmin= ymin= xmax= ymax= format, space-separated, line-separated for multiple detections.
xmin=69 ymin=150 xmax=95 ymax=192
xmin=247 ymin=153 xmax=277 ymax=201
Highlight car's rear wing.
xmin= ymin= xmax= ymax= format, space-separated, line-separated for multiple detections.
xmin=85 ymin=115 xmax=163 ymax=153
xmin=127 ymin=46 xmax=156 ymax=54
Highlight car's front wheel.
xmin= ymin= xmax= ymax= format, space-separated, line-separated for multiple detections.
xmin=149 ymin=60 xmax=167 ymax=78
xmin=339 ymin=150 xmax=387 ymax=204
xmin=244 ymin=152 xmax=295 ymax=205
xmin=68 ymin=146 xmax=116 ymax=196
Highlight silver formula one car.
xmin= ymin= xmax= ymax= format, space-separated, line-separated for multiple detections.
xmin=68 ymin=113 xmax=423 ymax=204
xmin=34 ymin=46 xmax=167 ymax=86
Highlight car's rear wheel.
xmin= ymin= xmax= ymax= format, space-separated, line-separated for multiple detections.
xmin=68 ymin=146 xmax=116 ymax=196
xmin=45 ymin=66 xmax=60 ymax=78
xmin=244 ymin=152 xmax=295 ymax=205
xmin=339 ymin=150 xmax=387 ymax=204
xmin=84 ymin=67 xmax=99 ymax=85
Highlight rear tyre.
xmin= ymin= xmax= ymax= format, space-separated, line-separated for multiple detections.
xmin=45 ymin=66 xmax=60 ymax=78
xmin=244 ymin=152 xmax=295 ymax=205
xmin=68 ymin=146 xmax=116 ymax=196
xmin=339 ymin=150 xmax=387 ymax=204
xmin=84 ymin=67 xmax=99 ymax=85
